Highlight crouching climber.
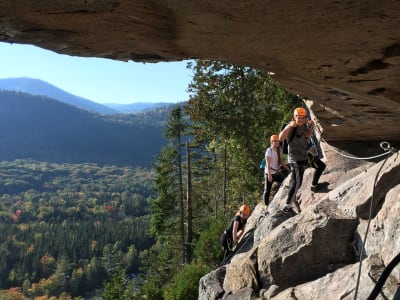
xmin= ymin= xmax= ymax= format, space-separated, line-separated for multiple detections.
xmin=219 ymin=204 xmax=251 ymax=265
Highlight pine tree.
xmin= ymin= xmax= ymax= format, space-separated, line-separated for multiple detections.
xmin=186 ymin=60 xmax=302 ymax=205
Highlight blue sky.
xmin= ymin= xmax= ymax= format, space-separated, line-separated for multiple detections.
xmin=0 ymin=42 xmax=193 ymax=104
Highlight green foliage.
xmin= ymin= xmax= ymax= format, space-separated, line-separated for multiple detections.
xmin=164 ymin=263 xmax=211 ymax=300
xmin=164 ymin=106 xmax=187 ymax=140
xmin=0 ymin=159 xmax=155 ymax=298
xmin=186 ymin=60 xmax=302 ymax=167
xmin=185 ymin=60 xmax=303 ymax=207
xmin=276 ymin=93 xmax=303 ymax=126
xmin=137 ymin=279 xmax=164 ymax=300
xmin=101 ymin=265 xmax=136 ymax=300
xmin=141 ymin=60 xmax=304 ymax=297
xmin=150 ymin=145 xmax=180 ymax=240
xmin=73 ymin=61 xmax=300 ymax=299
xmin=151 ymin=106 xmax=189 ymax=265
xmin=137 ymin=242 xmax=181 ymax=300
xmin=193 ymin=217 xmax=226 ymax=267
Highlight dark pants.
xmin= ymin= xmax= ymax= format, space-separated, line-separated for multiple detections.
xmin=286 ymin=161 xmax=306 ymax=205
xmin=263 ymin=173 xmax=284 ymax=205
xmin=310 ymin=157 xmax=326 ymax=186
xmin=219 ymin=231 xmax=233 ymax=265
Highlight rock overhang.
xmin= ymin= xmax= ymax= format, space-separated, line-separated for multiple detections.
xmin=1 ymin=0 xmax=399 ymax=142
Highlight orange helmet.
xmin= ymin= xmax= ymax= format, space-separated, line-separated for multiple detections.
xmin=270 ymin=134 xmax=280 ymax=142
xmin=294 ymin=107 xmax=307 ymax=116
xmin=240 ymin=204 xmax=251 ymax=215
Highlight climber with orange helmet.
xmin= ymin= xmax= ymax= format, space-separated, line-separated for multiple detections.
xmin=219 ymin=204 xmax=251 ymax=265
xmin=263 ymin=134 xmax=290 ymax=207
xmin=279 ymin=107 xmax=314 ymax=213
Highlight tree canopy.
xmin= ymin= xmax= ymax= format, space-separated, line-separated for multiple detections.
xmin=138 ymin=60 xmax=302 ymax=299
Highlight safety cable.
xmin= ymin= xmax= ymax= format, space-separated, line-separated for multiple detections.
xmin=310 ymin=117 xmax=395 ymax=160
xmin=320 ymin=136 xmax=397 ymax=299
xmin=366 ymin=251 xmax=400 ymax=300
xmin=311 ymin=122 xmax=399 ymax=299
xmin=318 ymin=128 xmax=394 ymax=160
xmin=285 ymin=113 xmax=400 ymax=298
xmin=353 ymin=147 xmax=394 ymax=300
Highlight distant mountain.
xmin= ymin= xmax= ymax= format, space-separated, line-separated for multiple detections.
xmin=0 ymin=90 xmax=168 ymax=167
xmin=0 ymin=77 xmax=178 ymax=114
xmin=0 ymin=77 xmax=117 ymax=115
xmin=106 ymin=102 xmax=176 ymax=113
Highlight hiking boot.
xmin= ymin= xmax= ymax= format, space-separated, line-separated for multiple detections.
xmin=282 ymin=206 xmax=293 ymax=213
xmin=311 ymin=184 xmax=319 ymax=192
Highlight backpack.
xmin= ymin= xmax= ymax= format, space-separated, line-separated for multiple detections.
xmin=280 ymin=123 xmax=297 ymax=154
xmin=259 ymin=158 xmax=266 ymax=170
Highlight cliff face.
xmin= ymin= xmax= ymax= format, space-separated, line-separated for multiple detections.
xmin=1 ymin=1 xmax=400 ymax=141
xmin=200 ymin=142 xmax=400 ymax=299
xmin=0 ymin=2 xmax=399 ymax=298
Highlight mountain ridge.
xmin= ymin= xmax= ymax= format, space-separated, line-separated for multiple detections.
xmin=0 ymin=77 xmax=117 ymax=115
xmin=0 ymin=77 xmax=176 ymax=114
xmin=0 ymin=89 xmax=168 ymax=167
xmin=105 ymin=101 xmax=177 ymax=113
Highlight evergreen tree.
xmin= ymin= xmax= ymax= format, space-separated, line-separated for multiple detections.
xmin=139 ymin=60 xmax=303 ymax=297
xmin=101 ymin=265 xmax=135 ymax=300
xmin=151 ymin=107 xmax=189 ymax=263
xmin=186 ymin=60 xmax=302 ymax=206
xmin=186 ymin=60 xmax=300 ymax=168
xmin=150 ymin=145 xmax=180 ymax=240
xmin=164 ymin=107 xmax=187 ymax=264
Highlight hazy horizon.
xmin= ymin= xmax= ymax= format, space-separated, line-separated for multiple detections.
xmin=0 ymin=43 xmax=193 ymax=104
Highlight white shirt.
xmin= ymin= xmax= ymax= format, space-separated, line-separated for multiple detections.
xmin=265 ymin=147 xmax=280 ymax=175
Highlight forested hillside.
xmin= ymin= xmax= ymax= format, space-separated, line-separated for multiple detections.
xmin=0 ymin=90 xmax=170 ymax=167
xmin=0 ymin=159 xmax=155 ymax=298
xmin=0 ymin=61 xmax=304 ymax=300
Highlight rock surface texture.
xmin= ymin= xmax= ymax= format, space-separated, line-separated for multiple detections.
xmin=1 ymin=2 xmax=400 ymax=299
xmin=1 ymin=1 xmax=400 ymax=141
xmin=199 ymin=148 xmax=400 ymax=299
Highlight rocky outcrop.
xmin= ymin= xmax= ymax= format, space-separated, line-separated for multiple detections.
xmin=0 ymin=3 xmax=399 ymax=298
xmin=1 ymin=1 xmax=400 ymax=141
xmin=199 ymin=145 xmax=399 ymax=299
xmin=256 ymin=202 xmax=358 ymax=294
